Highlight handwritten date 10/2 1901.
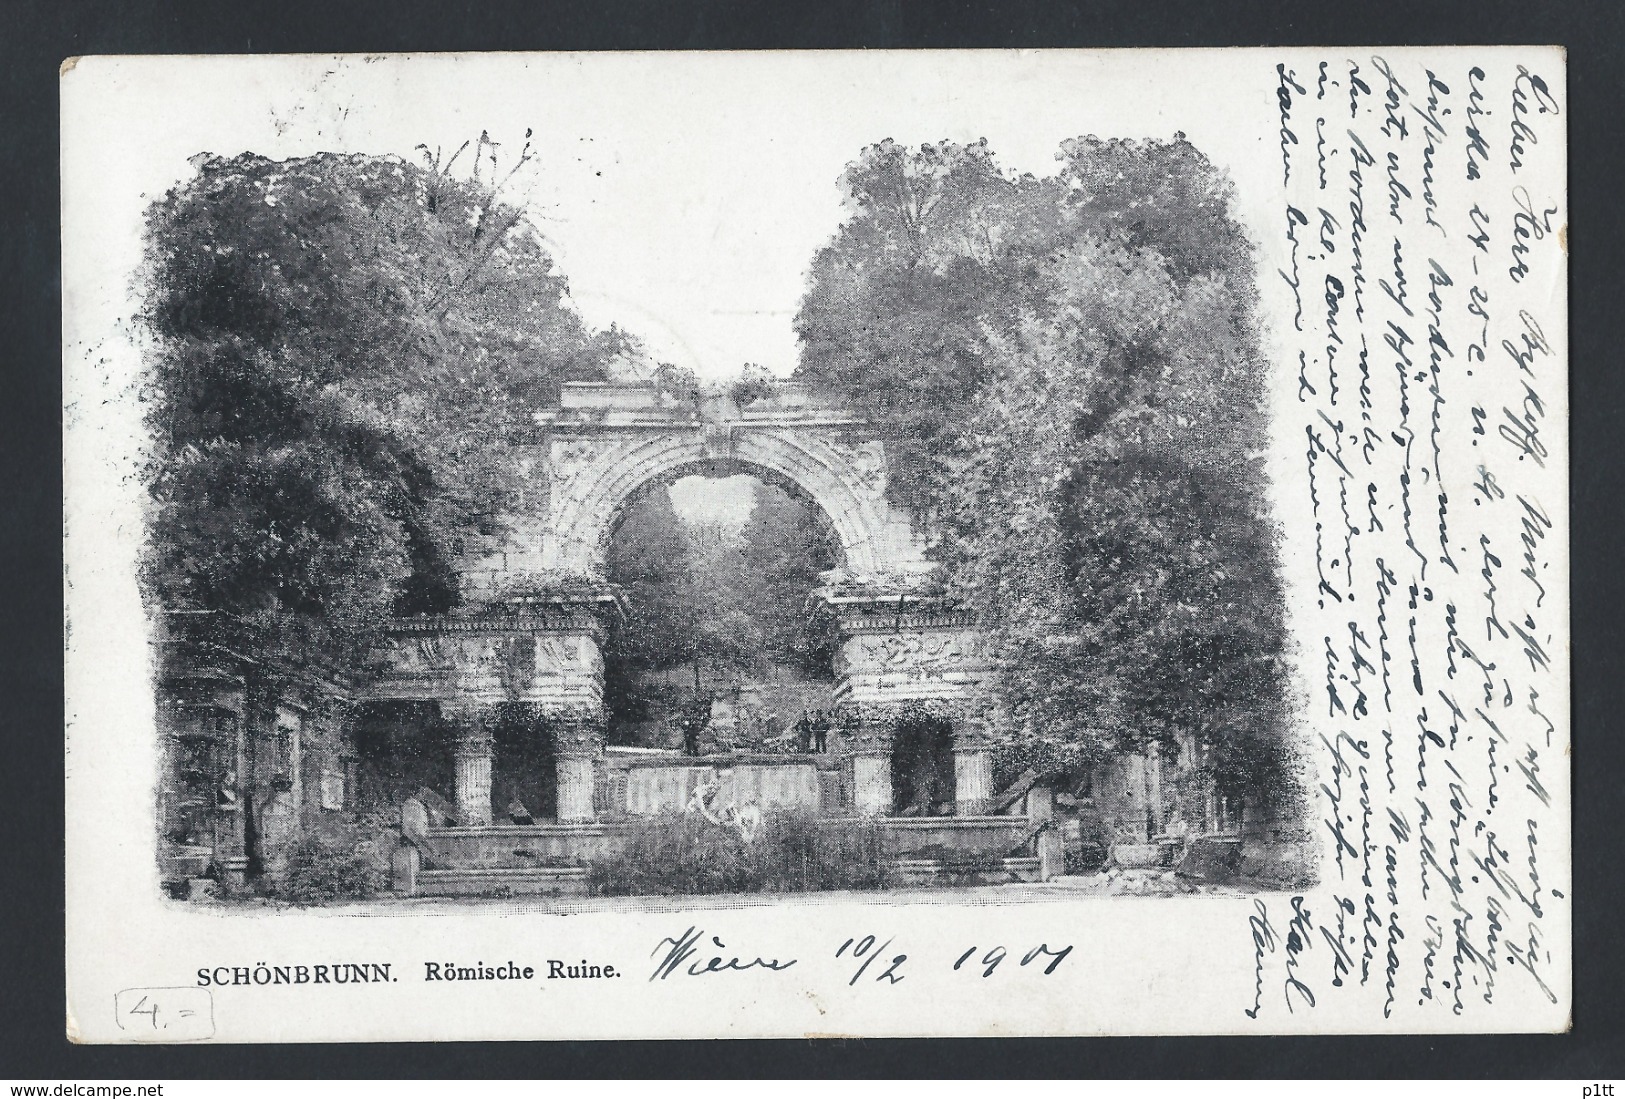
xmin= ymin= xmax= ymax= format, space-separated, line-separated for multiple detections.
xmin=649 ymin=926 xmax=1073 ymax=985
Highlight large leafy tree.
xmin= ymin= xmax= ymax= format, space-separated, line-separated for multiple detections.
xmin=142 ymin=149 xmax=621 ymax=656
xmin=602 ymin=487 xmax=699 ymax=734
xmin=603 ymin=478 xmax=840 ymax=740
xmin=604 ymin=499 xmax=766 ymax=690
xmin=795 ymin=139 xmax=1067 ymax=513
xmin=737 ymin=482 xmax=839 ymax=676
xmin=605 ymin=487 xmax=698 ymax=674
xmin=795 ymin=135 xmax=1295 ymax=806
xmin=681 ymin=520 xmax=771 ymax=680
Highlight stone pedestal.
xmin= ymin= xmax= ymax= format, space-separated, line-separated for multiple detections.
xmin=391 ymin=843 xmax=420 ymax=895
xmin=219 ymin=855 xmax=250 ymax=896
xmin=953 ymin=747 xmax=994 ymax=816
xmin=851 ymin=754 xmax=894 ymax=817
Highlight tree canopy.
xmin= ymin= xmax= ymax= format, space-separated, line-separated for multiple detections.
xmin=736 ymin=481 xmax=840 ymax=676
xmin=795 ymin=135 xmax=1296 ymax=806
xmin=600 ymin=476 xmax=837 ymax=747
xmin=142 ymin=150 xmax=625 ymax=655
xmin=604 ymin=478 xmax=837 ymax=694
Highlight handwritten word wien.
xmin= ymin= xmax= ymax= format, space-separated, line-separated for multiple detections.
xmin=648 ymin=926 xmax=1071 ymax=984
xmin=1268 ymin=51 xmax=1565 ymax=1024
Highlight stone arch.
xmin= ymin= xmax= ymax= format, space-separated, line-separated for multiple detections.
xmin=362 ymin=384 xmax=996 ymax=831
xmin=603 ymin=455 xmax=848 ymax=568
xmin=545 ymin=428 xmax=899 ymax=579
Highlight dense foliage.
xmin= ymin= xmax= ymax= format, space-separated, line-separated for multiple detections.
xmin=603 ymin=487 xmax=696 ymax=678
xmin=268 ymin=823 xmax=390 ymax=905
xmin=735 ymin=482 xmax=841 ymax=675
xmin=141 ymin=150 xmax=623 ymax=656
xmin=603 ymin=479 xmax=837 ymax=735
xmin=587 ymin=811 xmax=892 ymax=896
xmin=796 ymin=136 xmax=1296 ymax=807
xmin=142 ymin=137 xmax=1299 ymax=816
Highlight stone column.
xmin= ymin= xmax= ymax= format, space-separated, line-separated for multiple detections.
xmin=851 ymin=755 xmax=893 ymax=816
xmin=218 ymin=699 xmax=249 ymax=893
xmin=844 ymin=716 xmax=895 ymax=817
xmin=446 ymin=705 xmax=494 ymax=827
xmin=953 ymin=747 xmax=994 ymax=816
xmin=553 ymin=708 xmax=605 ymax=824
xmin=951 ymin=710 xmax=994 ymax=816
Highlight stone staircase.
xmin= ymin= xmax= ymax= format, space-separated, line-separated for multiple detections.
xmin=416 ymin=864 xmax=589 ymax=897
xmin=393 ymin=795 xmax=1059 ymax=898
xmin=396 ymin=819 xmax=613 ymax=897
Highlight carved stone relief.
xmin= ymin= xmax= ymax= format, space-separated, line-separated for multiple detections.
xmin=840 ymin=630 xmax=982 ymax=683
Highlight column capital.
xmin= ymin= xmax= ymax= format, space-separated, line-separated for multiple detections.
xmin=442 ymin=700 xmax=495 ymax=751
xmin=950 ymin=705 xmax=994 ymax=751
xmin=838 ymin=697 xmax=987 ymax=743
xmin=548 ymin=704 xmax=606 ymax=759
xmin=452 ymin=735 xmax=493 ymax=759
xmin=441 ymin=697 xmax=497 ymax=721
xmin=835 ymin=703 xmax=897 ymax=756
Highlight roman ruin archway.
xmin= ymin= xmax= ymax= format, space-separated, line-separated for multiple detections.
xmin=361 ymin=382 xmax=995 ymax=824
xmin=537 ymin=382 xmax=928 ymax=580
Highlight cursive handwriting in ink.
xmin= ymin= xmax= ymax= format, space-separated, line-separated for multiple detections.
xmin=1244 ymin=899 xmax=1278 ymax=1019
xmin=1283 ymin=896 xmax=1318 ymax=1012
xmin=1268 ymin=50 xmax=1566 ymax=1028
xmin=648 ymin=927 xmax=797 ymax=981
xmin=835 ymin=933 xmax=908 ymax=986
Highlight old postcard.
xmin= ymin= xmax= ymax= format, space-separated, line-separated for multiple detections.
xmin=62 ymin=48 xmax=1569 ymax=1042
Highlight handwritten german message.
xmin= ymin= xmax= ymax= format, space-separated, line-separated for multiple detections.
xmin=1250 ymin=50 xmax=1569 ymax=1028
xmin=61 ymin=48 xmax=1571 ymax=1043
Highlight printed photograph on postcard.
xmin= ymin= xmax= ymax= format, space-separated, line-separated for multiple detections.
xmin=62 ymin=47 xmax=1569 ymax=1042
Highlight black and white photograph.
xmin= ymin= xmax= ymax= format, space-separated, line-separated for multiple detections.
xmin=61 ymin=48 xmax=1569 ymax=1042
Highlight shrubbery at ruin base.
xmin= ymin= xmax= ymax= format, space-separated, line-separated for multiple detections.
xmin=264 ymin=819 xmax=392 ymax=905
xmin=586 ymin=812 xmax=893 ymax=897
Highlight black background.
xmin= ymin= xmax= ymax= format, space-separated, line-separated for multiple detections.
xmin=3 ymin=0 xmax=1620 ymax=1079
